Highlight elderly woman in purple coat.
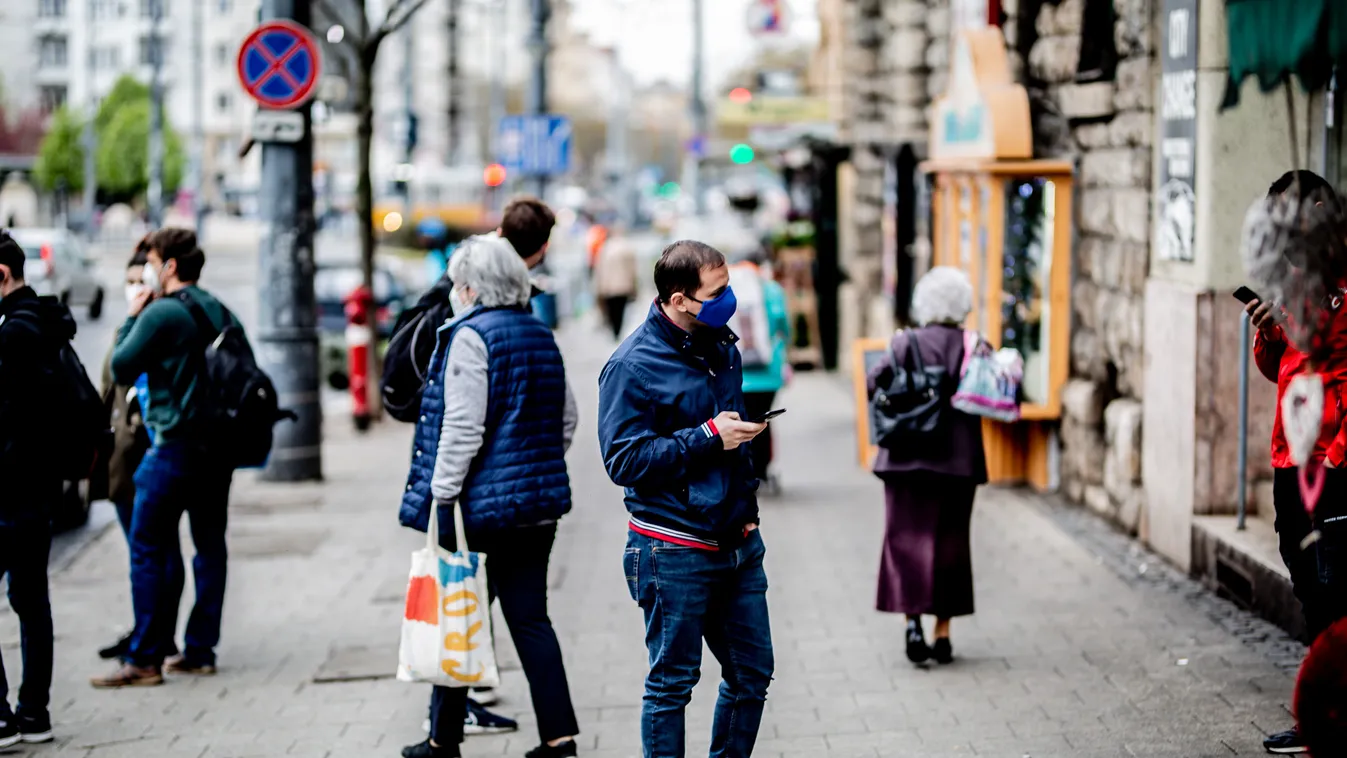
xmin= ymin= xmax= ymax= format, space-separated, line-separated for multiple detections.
xmin=867 ymin=267 xmax=987 ymax=665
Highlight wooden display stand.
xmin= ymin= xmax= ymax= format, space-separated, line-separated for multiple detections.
xmin=777 ymin=246 xmax=824 ymax=367
xmin=918 ymin=27 xmax=1073 ymax=490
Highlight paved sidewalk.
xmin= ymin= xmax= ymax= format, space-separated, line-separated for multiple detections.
xmin=0 ymin=321 xmax=1304 ymax=757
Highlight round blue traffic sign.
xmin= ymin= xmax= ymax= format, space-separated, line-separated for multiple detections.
xmin=237 ymin=20 xmax=321 ymax=109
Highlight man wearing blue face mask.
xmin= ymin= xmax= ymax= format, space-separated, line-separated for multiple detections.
xmin=597 ymin=239 xmax=773 ymax=758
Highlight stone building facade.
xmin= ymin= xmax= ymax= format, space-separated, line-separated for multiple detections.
xmin=837 ymin=0 xmax=1156 ymax=533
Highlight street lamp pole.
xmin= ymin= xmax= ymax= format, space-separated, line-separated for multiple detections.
xmin=191 ymin=0 xmax=206 ymax=234
xmin=81 ymin=0 xmax=97 ymax=239
xmin=526 ymin=0 xmax=549 ymax=199
xmin=688 ymin=0 xmax=707 ymax=216
xmin=146 ymin=0 xmax=165 ymax=227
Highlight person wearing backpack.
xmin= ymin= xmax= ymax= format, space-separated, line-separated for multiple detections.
xmin=92 ymin=228 xmax=245 ymax=688
xmin=865 ymin=266 xmax=987 ymax=667
xmin=727 ymin=246 xmax=791 ymax=486
xmin=0 ymin=231 xmax=73 ymax=746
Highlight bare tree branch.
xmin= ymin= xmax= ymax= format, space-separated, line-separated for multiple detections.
xmin=313 ymin=0 xmax=362 ymax=49
xmin=368 ymin=0 xmax=434 ymax=51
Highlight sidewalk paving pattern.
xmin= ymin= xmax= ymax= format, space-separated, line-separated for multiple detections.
xmin=0 ymin=323 xmax=1307 ymax=757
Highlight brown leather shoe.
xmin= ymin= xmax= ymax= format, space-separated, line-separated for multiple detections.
xmin=164 ymin=655 xmax=217 ymax=676
xmin=90 ymin=663 xmax=164 ymax=689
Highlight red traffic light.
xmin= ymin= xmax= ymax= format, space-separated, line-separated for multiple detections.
xmin=729 ymin=87 xmax=753 ymax=104
xmin=483 ymin=163 xmax=507 ymax=187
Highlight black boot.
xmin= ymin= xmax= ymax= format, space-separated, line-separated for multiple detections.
xmin=931 ymin=637 xmax=954 ymax=664
xmin=905 ymin=619 xmax=930 ymax=664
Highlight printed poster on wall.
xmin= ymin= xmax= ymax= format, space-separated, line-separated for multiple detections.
xmin=1157 ymin=0 xmax=1198 ymax=263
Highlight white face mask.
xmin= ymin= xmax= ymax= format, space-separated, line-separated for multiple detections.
xmin=124 ymin=283 xmax=145 ymax=304
xmin=450 ymin=286 xmax=475 ymax=315
xmin=142 ymin=263 xmax=163 ymax=295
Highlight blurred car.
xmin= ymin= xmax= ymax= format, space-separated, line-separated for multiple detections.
xmin=314 ymin=264 xmax=408 ymax=390
xmin=7 ymin=228 xmax=107 ymax=320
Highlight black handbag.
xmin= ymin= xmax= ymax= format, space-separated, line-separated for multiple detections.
xmin=870 ymin=331 xmax=949 ymax=449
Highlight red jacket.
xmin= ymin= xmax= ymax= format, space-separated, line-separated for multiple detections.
xmin=1254 ymin=298 xmax=1347 ymax=468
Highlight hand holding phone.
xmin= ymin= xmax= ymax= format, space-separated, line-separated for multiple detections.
xmin=1234 ymin=286 xmax=1284 ymax=332
xmin=749 ymin=408 xmax=787 ymax=424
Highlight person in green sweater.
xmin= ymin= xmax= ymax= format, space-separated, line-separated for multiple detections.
xmin=91 ymin=228 xmax=244 ymax=689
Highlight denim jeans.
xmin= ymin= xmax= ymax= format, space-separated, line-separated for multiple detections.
xmin=625 ymin=529 xmax=774 ymax=758
xmin=429 ymin=524 xmax=579 ymax=746
xmin=0 ymin=512 xmax=53 ymax=719
xmin=126 ymin=441 xmax=233 ymax=668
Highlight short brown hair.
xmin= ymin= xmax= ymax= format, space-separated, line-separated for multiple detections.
xmin=655 ymin=240 xmax=725 ymax=303
xmin=500 ymin=197 xmax=556 ymax=258
xmin=147 ymin=227 xmax=206 ymax=282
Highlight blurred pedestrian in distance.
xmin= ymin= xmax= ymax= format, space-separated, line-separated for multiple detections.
xmin=592 ymin=226 xmax=639 ymax=341
xmin=867 ymin=266 xmax=986 ymax=666
xmin=598 ymin=240 xmax=773 ymax=757
xmin=1245 ymin=169 xmax=1347 ymax=755
xmin=0 ymin=230 xmax=71 ymax=746
xmin=727 ymin=245 xmax=791 ymax=489
xmin=90 ymin=239 xmax=154 ymax=663
xmin=92 ymin=228 xmax=246 ymax=688
xmin=399 ymin=237 xmax=580 ymax=758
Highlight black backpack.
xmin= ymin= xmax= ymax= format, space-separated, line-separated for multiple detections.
xmin=173 ymin=291 xmax=294 ymax=469
xmin=381 ymin=278 xmax=456 ymax=423
xmin=48 ymin=331 xmax=113 ymax=481
xmin=869 ymin=331 xmax=950 ymax=450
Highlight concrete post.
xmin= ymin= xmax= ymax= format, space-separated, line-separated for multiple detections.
xmin=146 ymin=0 xmax=165 ymax=228
xmin=527 ymin=0 xmax=549 ymax=199
xmin=256 ymin=0 xmax=322 ymax=482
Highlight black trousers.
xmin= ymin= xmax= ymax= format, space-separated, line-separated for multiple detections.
xmin=1273 ymin=467 xmax=1347 ymax=642
xmin=430 ymin=524 xmax=579 ymax=745
xmin=743 ymin=391 xmax=777 ymax=481
xmin=0 ymin=509 xmax=53 ymax=719
xmin=601 ymin=296 xmax=631 ymax=341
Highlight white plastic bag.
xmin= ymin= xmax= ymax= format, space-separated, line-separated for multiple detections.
xmin=396 ymin=502 xmax=500 ymax=688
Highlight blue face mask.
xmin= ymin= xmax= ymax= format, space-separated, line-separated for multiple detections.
xmin=689 ymin=286 xmax=737 ymax=328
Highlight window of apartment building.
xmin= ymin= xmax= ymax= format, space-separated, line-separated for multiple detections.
xmin=217 ymin=92 xmax=233 ymax=114
xmin=215 ymin=43 xmax=231 ymax=66
xmin=39 ymin=35 xmax=68 ymax=68
xmin=138 ymin=36 xmax=166 ymax=66
xmin=91 ymin=45 xmax=122 ymax=69
xmin=93 ymin=0 xmax=124 ymax=19
xmin=39 ymin=0 xmax=67 ymax=18
xmin=218 ymin=0 xmax=234 ymax=14
xmin=140 ymin=0 xmax=167 ymax=18
xmin=39 ymin=86 xmax=68 ymax=114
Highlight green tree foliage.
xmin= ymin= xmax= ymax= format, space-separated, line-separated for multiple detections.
xmin=95 ymin=100 xmax=185 ymax=199
xmin=95 ymin=76 xmax=151 ymax=132
xmin=33 ymin=106 xmax=84 ymax=193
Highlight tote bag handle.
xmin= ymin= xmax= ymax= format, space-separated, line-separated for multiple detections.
xmin=425 ymin=500 xmax=471 ymax=555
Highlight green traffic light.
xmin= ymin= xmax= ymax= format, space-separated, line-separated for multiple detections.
xmin=729 ymin=144 xmax=755 ymax=164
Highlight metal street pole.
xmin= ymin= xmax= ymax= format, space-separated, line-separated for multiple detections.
xmin=446 ymin=0 xmax=460 ymax=166
xmin=81 ymin=0 xmax=97 ymax=239
xmin=402 ymin=26 xmax=415 ymax=215
xmin=687 ymin=0 xmax=707 ymax=216
xmin=191 ymin=0 xmax=206 ymax=234
xmin=257 ymin=0 xmax=322 ymax=482
xmin=146 ymin=0 xmax=165 ymax=227
xmin=527 ymin=0 xmax=550 ymax=199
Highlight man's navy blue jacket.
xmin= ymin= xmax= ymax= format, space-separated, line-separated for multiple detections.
xmin=597 ymin=301 xmax=759 ymax=548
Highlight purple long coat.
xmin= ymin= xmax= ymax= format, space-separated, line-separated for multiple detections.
xmin=866 ymin=323 xmax=986 ymax=617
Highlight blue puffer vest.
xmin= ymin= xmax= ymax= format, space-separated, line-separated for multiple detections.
xmin=400 ymin=305 xmax=572 ymax=544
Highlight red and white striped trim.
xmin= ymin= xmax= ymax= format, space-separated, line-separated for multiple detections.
xmin=700 ymin=419 xmax=719 ymax=439
xmin=629 ymin=517 xmax=719 ymax=550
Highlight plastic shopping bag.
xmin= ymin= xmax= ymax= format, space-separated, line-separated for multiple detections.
xmin=396 ymin=502 xmax=500 ymax=688
xmin=951 ymin=330 xmax=1023 ymax=423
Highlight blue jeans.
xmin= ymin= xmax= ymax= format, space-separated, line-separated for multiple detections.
xmin=126 ymin=442 xmax=232 ymax=668
xmin=0 ymin=511 xmax=53 ymax=718
xmin=625 ymin=529 xmax=774 ymax=758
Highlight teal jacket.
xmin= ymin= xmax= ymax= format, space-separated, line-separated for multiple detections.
xmin=741 ymin=278 xmax=791 ymax=394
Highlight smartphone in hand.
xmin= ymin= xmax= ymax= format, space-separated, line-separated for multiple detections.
xmin=748 ymin=408 xmax=786 ymax=424
xmin=1233 ymin=286 xmax=1261 ymax=305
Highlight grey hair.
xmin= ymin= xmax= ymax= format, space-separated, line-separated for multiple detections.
xmin=448 ymin=235 xmax=533 ymax=307
xmin=911 ymin=266 xmax=973 ymax=326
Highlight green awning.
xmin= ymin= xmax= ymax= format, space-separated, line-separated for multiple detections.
xmin=1222 ymin=0 xmax=1347 ymax=110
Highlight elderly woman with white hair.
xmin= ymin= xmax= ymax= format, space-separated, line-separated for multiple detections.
xmin=866 ymin=266 xmax=988 ymax=667
xmin=399 ymin=237 xmax=580 ymax=758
